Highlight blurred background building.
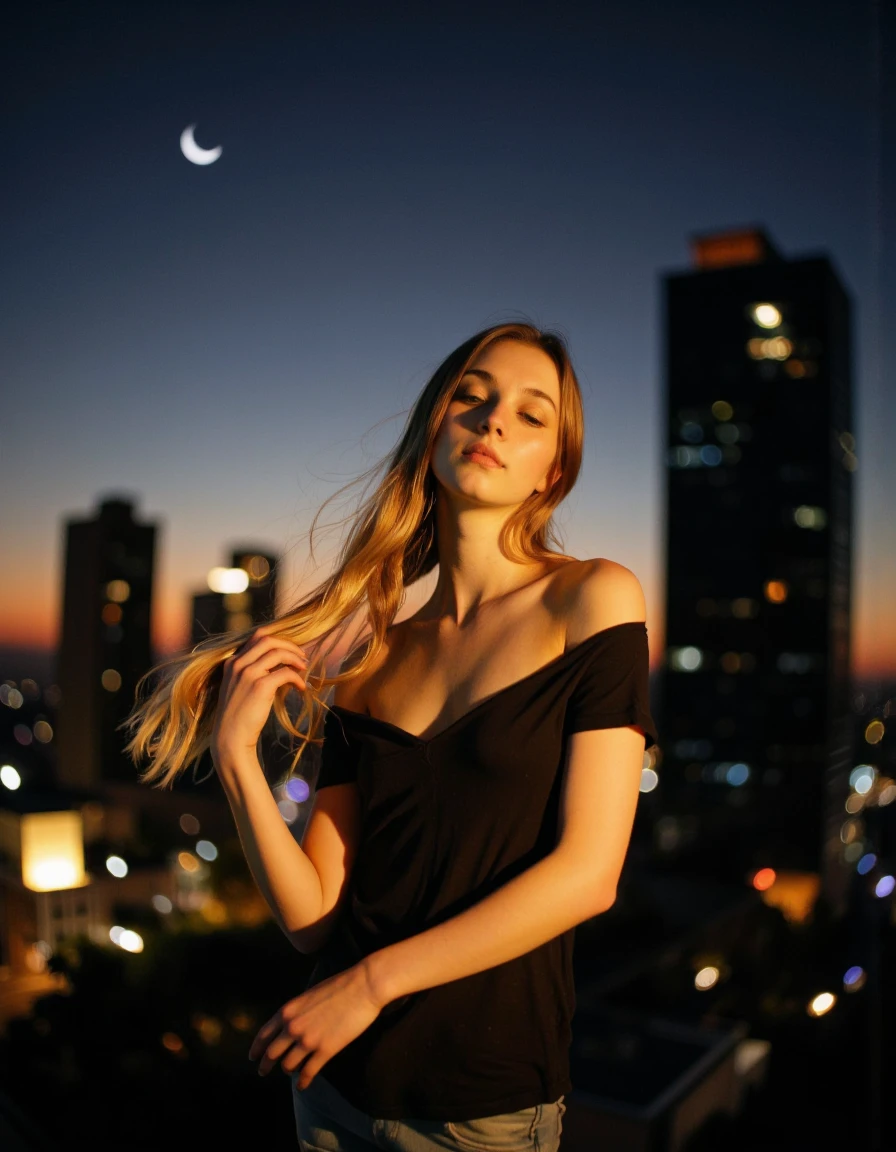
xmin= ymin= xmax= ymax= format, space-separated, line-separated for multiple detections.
xmin=190 ymin=547 xmax=278 ymax=648
xmin=659 ymin=226 xmax=855 ymax=913
xmin=55 ymin=496 xmax=156 ymax=790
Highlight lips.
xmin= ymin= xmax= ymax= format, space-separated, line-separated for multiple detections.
xmin=463 ymin=442 xmax=503 ymax=466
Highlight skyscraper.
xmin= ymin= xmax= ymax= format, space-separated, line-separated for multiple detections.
xmin=55 ymin=496 xmax=157 ymax=790
xmin=659 ymin=227 xmax=854 ymax=913
xmin=190 ymin=547 xmax=278 ymax=648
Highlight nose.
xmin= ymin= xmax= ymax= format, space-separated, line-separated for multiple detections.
xmin=477 ymin=398 xmax=505 ymax=436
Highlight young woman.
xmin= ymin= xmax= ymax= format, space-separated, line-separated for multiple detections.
xmin=125 ymin=320 xmax=658 ymax=1152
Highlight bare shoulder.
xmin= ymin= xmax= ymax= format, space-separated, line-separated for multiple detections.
xmin=558 ymin=557 xmax=647 ymax=647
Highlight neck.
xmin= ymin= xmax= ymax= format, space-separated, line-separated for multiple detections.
xmin=422 ymin=493 xmax=547 ymax=628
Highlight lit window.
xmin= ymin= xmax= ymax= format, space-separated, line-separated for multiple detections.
xmin=793 ymin=505 xmax=827 ymax=530
xmin=243 ymin=555 xmax=271 ymax=582
xmin=750 ymin=303 xmax=782 ymax=328
xmin=208 ymin=567 xmax=249 ymax=594
xmin=668 ymin=646 xmax=703 ymax=671
xmin=764 ymin=581 xmax=788 ymax=603
xmin=105 ymin=580 xmax=130 ymax=603
xmin=746 ymin=336 xmax=791 ymax=360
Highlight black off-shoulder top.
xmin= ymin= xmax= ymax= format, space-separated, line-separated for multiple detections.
xmin=302 ymin=620 xmax=658 ymax=1121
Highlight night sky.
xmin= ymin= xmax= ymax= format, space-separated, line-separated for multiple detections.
xmin=3 ymin=1 xmax=893 ymax=676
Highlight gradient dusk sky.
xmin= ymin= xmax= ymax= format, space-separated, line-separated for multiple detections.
xmin=3 ymin=1 xmax=894 ymax=678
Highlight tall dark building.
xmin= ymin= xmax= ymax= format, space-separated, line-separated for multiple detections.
xmin=189 ymin=546 xmax=278 ymax=648
xmin=55 ymin=496 xmax=157 ymax=790
xmin=660 ymin=227 xmax=854 ymax=913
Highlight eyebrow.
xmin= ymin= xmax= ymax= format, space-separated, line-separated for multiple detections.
xmin=461 ymin=368 xmax=558 ymax=412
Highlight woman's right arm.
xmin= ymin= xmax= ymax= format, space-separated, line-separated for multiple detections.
xmin=210 ymin=626 xmax=325 ymax=952
xmin=214 ymin=746 xmax=325 ymax=951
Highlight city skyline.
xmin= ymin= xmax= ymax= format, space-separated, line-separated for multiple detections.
xmin=3 ymin=2 xmax=893 ymax=678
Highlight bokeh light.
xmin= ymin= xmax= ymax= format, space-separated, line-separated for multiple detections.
xmin=764 ymin=580 xmax=788 ymax=603
xmin=285 ymin=776 xmax=311 ymax=803
xmin=208 ymin=567 xmax=249 ymax=593
xmin=751 ymin=302 xmax=782 ymax=328
xmin=695 ymin=966 xmax=719 ymax=990
xmin=808 ymin=992 xmax=836 ymax=1017
xmin=0 ymin=764 xmax=22 ymax=790
xmin=864 ymin=720 xmax=885 ymax=745
xmin=105 ymin=580 xmax=130 ymax=602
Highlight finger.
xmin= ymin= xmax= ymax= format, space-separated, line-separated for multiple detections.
xmin=290 ymin=1050 xmax=327 ymax=1082
xmin=232 ymin=634 xmax=308 ymax=675
xmin=280 ymin=1042 xmax=314 ymax=1077
xmin=293 ymin=1057 xmax=325 ymax=1090
xmin=250 ymin=666 xmax=307 ymax=696
xmin=258 ymin=1031 xmax=298 ymax=1077
xmin=249 ymin=647 xmax=310 ymax=676
xmin=248 ymin=1015 xmax=282 ymax=1060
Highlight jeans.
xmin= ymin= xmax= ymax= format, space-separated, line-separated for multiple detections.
xmin=292 ymin=1072 xmax=567 ymax=1152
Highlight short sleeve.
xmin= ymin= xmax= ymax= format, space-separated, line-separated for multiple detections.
xmin=315 ymin=707 xmax=359 ymax=789
xmin=564 ymin=622 xmax=658 ymax=749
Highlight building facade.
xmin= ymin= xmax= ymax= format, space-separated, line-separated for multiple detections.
xmin=659 ymin=228 xmax=854 ymax=912
xmin=55 ymin=496 xmax=157 ymax=790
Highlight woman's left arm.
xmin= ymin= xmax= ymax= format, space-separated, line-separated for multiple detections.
xmin=249 ymin=559 xmax=649 ymax=1085
xmin=363 ymin=721 xmax=645 ymax=1006
xmin=249 ymin=723 xmax=645 ymax=1087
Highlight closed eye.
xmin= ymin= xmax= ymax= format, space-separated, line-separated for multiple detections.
xmin=456 ymin=391 xmax=545 ymax=427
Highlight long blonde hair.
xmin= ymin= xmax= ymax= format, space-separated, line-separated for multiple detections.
xmin=122 ymin=321 xmax=585 ymax=789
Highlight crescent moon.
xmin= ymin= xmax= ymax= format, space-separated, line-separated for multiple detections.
xmin=180 ymin=124 xmax=222 ymax=166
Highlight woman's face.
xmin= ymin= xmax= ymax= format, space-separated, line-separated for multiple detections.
xmin=430 ymin=339 xmax=562 ymax=509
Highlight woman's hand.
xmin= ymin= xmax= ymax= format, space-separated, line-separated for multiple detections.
xmin=248 ymin=963 xmax=386 ymax=1089
xmin=210 ymin=625 xmax=309 ymax=767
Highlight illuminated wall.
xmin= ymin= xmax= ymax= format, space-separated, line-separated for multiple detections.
xmin=20 ymin=809 xmax=87 ymax=891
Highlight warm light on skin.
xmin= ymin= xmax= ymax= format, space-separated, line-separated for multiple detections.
xmin=429 ymin=340 xmax=562 ymax=514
